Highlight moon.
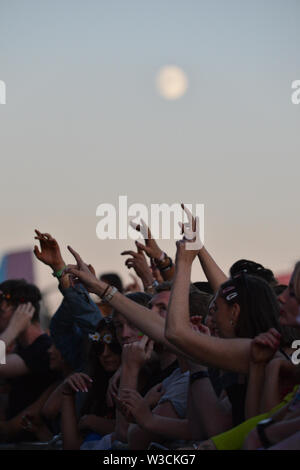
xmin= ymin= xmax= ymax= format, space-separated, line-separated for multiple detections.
xmin=156 ymin=65 xmax=188 ymax=100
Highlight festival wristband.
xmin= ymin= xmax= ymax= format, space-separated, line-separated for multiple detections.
xmin=52 ymin=266 xmax=66 ymax=279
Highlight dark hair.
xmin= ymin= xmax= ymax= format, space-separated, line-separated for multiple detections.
xmin=112 ymin=291 xmax=152 ymax=319
xmin=193 ymin=281 xmax=214 ymax=295
xmin=0 ymin=279 xmax=41 ymax=323
xmin=188 ymin=284 xmax=212 ymax=319
xmin=219 ymin=274 xmax=288 ymax=342
xmin=81 ymin=317 xmax=121 ymax=417
xmin=273 ymin=284 xmax=288 ymax=296
xmin=230 ymin=260 xmax=277 ymax=287
xmin=154 ymin=281 xmax=211 ymax=319
xmin=100 ymin=273 xmax=123 ymax=293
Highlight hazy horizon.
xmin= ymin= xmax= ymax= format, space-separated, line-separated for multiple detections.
xmin=1 ymin=0 xmax=299 ymax=312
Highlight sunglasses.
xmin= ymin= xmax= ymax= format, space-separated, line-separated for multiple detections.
xmin=89 ymin=331 xmax=121 ymax=355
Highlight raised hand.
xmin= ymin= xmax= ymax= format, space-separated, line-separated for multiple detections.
xmin=179 ymin=204 xmax=203 ymax=250
xmin=121 ymin=245 xmax=154 ymax=290
xmin=250 ymin=328 xmax=281 ymax=364
xmin=130 ymin=219 xmax=164 ymax=261
xmin=34 ymin=230 xmax=65 ymax=272
xmin=65 ymin=246 xmax=100 ymax=294
xmin=173 ymin=204 xmax=204 ymax=267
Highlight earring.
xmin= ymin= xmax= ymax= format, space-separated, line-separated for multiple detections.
xmin=230 ymin=319 xmax=235 ymax=326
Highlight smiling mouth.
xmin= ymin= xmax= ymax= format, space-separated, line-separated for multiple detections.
xmin=122 ymin=339 xmax=138 ymax=345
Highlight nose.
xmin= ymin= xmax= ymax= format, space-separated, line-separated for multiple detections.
xmin=101 ymin=344 xmax=111 ymax=357
xmin=121 ymin=324 xmax=133 ymax=342
xmin=278 ymin=287 xmax=288 ymax=304
xmin=151 ymin=305 xmax=159 ymax=315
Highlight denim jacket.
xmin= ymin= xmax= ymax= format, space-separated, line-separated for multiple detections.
xmin=50 ymin=283 xmax=102 ymax=371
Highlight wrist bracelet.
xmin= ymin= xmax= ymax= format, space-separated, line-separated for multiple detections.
xmin=159 ymin=257 xmax=173 ymax=272
xmin=256 ymin=418 xmax=274 ymax=449
xmin=101 ymin=286 xmax=118 ymax=303
xmin=52 ymin=266 xmax=66 ymax=279
xmin=100 ymin=285 xmax=110 ymax=299
xmin=190 ymin=370 xmax=209 ymax=384
xmin=145 ymin=280 xmax=159 ymax=294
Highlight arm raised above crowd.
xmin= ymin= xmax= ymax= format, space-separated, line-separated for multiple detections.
xmin=180 ymin=204 xmax=227 ymax=292
xmin=131 ymin=219 xmax=175 ymax=282
xmin=164 ymin=217 xmax=250 ymax=374
xmin=64 ymin=246 xmax=186 ymax=358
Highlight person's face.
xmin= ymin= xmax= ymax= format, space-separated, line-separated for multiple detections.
xmin=0 ymin=300 xmax=14 ymax=333
xmin=204 ymin=310 xmax=218 ymax=337
xmin=97 ymin=329 xmax=121 ymax=372
xmin=278 ymin=276 xmax=300 ymax=328
xmin=48 ymin=344 xmax=66 ymax=371
xmin=149 ymin=291 xmax=171 ymax=319
xmin=113 ymin=312 xmax=143 ymax=346
xmin=209 ymin=292 xmax=239 ymax=338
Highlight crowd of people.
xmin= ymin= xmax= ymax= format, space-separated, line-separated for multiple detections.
xmin=0 ymin=205 xmax=300 ymax=450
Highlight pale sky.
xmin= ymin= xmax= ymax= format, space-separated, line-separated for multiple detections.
xmin=0 ymin=0 xmax=300 ymax=313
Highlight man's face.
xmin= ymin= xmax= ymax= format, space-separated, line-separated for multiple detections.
xmin=0 ymin=300 xmax=14 ymax=333
xmin=113 ymin=312 xmax=143 ymax=346
xmin=149 ymin=291 xmax=171 ymax=319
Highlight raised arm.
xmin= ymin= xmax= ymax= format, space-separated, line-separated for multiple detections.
xmin=180 ymin=204 xmax=227 ymax=292
xmin=164 ymin=235 xmax=250 ymax=374
xmin=34 ymin=231 xmax=102 ymax=330
xmin=64 ymin=247 xmax=187 ymax=358
xmin=34 ymin=230 xmax=66 ymax=277
xmin=132 ymin=219 xmax=175 ymax=282
xmin=197 ymin=246 xmax=228 ymax=293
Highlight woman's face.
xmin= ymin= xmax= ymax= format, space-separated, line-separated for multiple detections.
xmin=97 ymin=329 xmax=121 ymax=372
xmin=278 ymin=274 xmax=300 ymax=328
xmin=48 ymin=344 xmax=66 ymax=371
xmin=209 ymin=292 xmax=239 ymax=338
